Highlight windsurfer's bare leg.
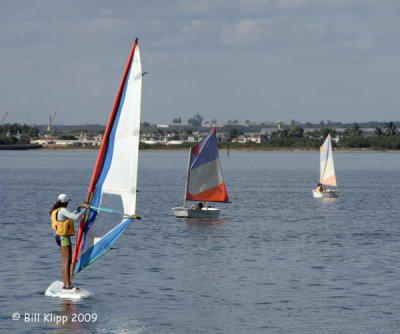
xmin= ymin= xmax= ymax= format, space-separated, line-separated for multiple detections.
xmin=67 ymin=245 xmax=72 ymax=287
xmin=60 ymin=245 xmax=72 ymax=288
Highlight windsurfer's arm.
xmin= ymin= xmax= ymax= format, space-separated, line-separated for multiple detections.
xmin=58 ymin=207 xmax=87 ymax=221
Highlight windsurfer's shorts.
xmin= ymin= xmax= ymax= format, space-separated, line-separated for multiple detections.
xmin=55 ymin=235 xmax=71 ymax=247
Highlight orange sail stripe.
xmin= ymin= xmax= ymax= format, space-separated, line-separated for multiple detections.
xmin=187 ymin=183 xmax=228 ymax=202
xmin=321 ymin=174 xmax=337 ymax=187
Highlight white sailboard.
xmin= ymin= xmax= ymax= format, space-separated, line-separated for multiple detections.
xmin=45 ymin=281 xmax=92 ymax=299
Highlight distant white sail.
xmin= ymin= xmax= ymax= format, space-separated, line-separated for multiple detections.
xmin=320 ymin=134 xmax=337 ymax=187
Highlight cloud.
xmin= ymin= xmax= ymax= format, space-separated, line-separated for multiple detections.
xmin=221 ymin=18 xmax=334 ymax=48
xmin=221 ymin=19 xmax=270 ymax=48
xmin=237 ymin=0 xmax=368 ymax=15
xmin=342 ymin=37 xmax=378 ymax=53
xmin=177 ymin=0 xmax=216 ymax=14
xmin=173 ymin=0 xmax=370 ymax=18
xmin=1 ymin=0 xmax=400 ymax=124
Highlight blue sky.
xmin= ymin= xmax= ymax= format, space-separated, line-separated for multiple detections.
xmin=1 ymin=0 xmax=400 ymax=125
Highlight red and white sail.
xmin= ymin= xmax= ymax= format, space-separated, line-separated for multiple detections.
xmin=71 ymin=39 xmax=142 ymax=276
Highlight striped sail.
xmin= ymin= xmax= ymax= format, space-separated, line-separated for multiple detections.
xmin=320 ymin=134 xmax=337 ymax=187
xmin=71 ymin=39 xmax=142 ymax=276
xmin=186 ymin=128 xmax=229 ymax=202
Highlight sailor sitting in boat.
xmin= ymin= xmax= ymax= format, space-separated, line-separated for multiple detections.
xmin=315 ymin=183 xmax=324 ymax=193
xmin=191 ymin=202 xmax=204 ymax=210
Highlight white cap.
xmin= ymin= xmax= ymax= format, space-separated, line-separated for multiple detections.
xmin=58 ymin=193 xmax=70 ymax=203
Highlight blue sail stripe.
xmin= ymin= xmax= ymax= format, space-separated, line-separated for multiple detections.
xmin=190 ymin=132 xmax=218 ymax=169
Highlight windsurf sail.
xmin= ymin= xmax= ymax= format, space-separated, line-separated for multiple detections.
xmin=71 ymin=38 xmax=142 ymax=276
xmin=320 ymin=133 xmax=337 ymax=187
xmin=185 ymin=128 xmax=229 ymax=203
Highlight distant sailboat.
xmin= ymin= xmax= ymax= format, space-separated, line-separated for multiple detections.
xmin=172 ymin=128 xmax=229 ymax=218
xmin=46 ymin=38 xmax=143 ymax=299
xmin=312 ymin=133 xmax=339 ymax=198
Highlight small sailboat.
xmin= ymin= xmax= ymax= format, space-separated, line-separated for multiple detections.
xmin=312 ymin=133 xmax=339 ymax=198
xmin=172 ymin=128 xmax=229 ymax=218
xmin=46 ymin=38 xmax=143 ymax=299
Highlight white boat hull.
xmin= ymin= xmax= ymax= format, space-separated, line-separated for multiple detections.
xmin=312 ymin=189 xmax=339 ymax=198
xmin=45 ymin=280 xmax=92 ymax=299
xmin=172 ymin=207 xmax=220 ymax=218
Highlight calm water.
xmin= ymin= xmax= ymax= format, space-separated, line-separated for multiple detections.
xmin=1 ymin=150 xmax=400 ymax=333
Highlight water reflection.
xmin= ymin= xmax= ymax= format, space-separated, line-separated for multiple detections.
xmin=183 ymin=218 xmax=226 ymax=227
xmin=315 ymin=197 xmax=339 ymax=203
xmin=56 ymin=300 xmax=86 ymax=334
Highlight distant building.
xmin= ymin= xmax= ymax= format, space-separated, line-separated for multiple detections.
xmin=260 ymin=127 xmax=276 ymax=135
xmin=247 ymin=133 xmax=265 ymax=143
xmin=166 ymin=140 xmax=184 ymax=145
xmin=232 ymin=135 xmax=247 ymax=143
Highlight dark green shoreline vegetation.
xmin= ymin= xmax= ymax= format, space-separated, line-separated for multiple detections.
xmin=139 ymin=122 xmax=400 ymax=151
xmin=138 ymin=140 xmax=400 ymax=151
xmin=0 ymin=123 xmax=38 ymax=144
xmin=2 ymin=121 xmax=400 ymax=151
xmin=0 ymin=123 xmax=41 ymax=149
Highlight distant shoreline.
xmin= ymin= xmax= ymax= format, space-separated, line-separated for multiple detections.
xmin=2 ymin=144 xmax=399 ymax=153
xmin=23 ymin=145 xmax=400 ymax=153
xmin=0 ymin=144 xmax=42 ymax=150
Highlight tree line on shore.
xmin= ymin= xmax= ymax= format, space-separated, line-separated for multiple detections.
xmin=230 ymin=122 xmax=400 ymax=150
xmin=147 ymin=122 xmax=400 ymax=150
xmin=0 ymin=123 xmax=39 ymax=145
xmin=2 ymin=121 xmax=400 ymax=150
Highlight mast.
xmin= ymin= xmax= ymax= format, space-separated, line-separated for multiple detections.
xmin=183 ymin=147 xmax=191 ymax=208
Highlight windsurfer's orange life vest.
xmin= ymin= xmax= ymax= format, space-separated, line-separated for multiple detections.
xmin=51 ymin=208 xmax=75 ymax=236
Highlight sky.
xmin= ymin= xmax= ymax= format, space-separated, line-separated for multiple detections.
xmin=1 ymin=0 xmax=400 ymax=125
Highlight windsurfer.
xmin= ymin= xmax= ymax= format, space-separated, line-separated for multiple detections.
xmin=50 ymin=194 xmax=87 ymax=290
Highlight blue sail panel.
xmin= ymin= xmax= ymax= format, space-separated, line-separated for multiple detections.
xmin=74 ymin=219 xmax=132 ymax=274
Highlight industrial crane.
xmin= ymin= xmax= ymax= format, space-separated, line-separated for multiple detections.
xmin=1 ymin=111 xmax=8 ymax=124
